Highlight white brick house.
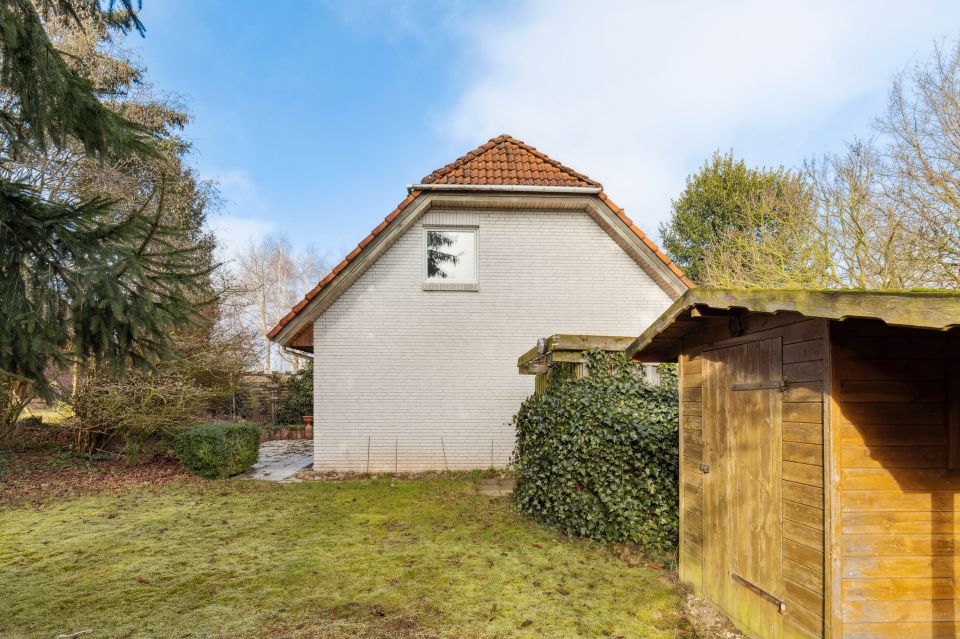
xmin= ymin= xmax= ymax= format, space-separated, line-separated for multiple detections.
xmin=268 ymin=135 xmax=692 ymax=471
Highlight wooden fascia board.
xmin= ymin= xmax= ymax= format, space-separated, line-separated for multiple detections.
xmin=588 ymin=199 xmax=689 ymax=300
xmin=689 ymin=288 xmax=960 ymax=331
xmin=519 ymin=358 xmax=548 ymax=375
xmin=517 ymin=342 xmax=546 ymax=368
xmin=518 ymin=334 xmax=636 ymax=374
xmin=546 ymin=334 xmax=636 ymax=351
xmin=626 ymin=292 xmax=696 ymax=358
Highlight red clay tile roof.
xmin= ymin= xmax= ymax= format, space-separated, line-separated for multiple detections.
xmin=268 ymin=135 xmax=693 ymax=341
xmin=420 ymin=134 xmax=602 ymax=188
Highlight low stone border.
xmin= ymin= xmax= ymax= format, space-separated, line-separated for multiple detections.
xmin=260 ymin=427 xmax=313 ymax=442
xmin=293 ymin=469 xmax=514 ymax=482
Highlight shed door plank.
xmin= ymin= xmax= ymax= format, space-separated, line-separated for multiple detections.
xmin=703 ymin=337 xmax=785 ymax=639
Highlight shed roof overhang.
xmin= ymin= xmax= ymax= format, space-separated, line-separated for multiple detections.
xmin=627 ymin=288 xmax=960 ymax=362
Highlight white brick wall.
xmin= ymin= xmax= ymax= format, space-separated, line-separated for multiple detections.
xmin=313 ymin=205 xmax=672 ymax=471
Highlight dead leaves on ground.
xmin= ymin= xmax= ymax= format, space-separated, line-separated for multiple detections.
xmin=1 ymin=451 xmax=192 ymax=507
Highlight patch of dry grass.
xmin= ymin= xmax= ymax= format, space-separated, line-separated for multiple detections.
xmin=22 ymin=404 xmax=73 ymax=425
xmin=0 ymin=477 xmax=685 ymax=638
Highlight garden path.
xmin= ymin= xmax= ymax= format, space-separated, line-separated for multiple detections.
xmin=243 ymin=440 xmax=313 ymax=482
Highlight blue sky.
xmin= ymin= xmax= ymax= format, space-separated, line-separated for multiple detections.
xmin=132 ymin=1 xmax=960 ymax=265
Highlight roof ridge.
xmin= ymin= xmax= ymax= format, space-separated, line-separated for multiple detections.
xmin=419 ymin=134 xmax=602 ymax=188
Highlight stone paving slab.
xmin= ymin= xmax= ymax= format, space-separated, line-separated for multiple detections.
xmin=477 ymin=477 xmax=516 ymax=497
xmin=243 ymin=439 xmax=313 ymax=482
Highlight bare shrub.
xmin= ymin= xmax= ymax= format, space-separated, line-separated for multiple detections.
xmin=69 ymin=372 xmax=212 ymax=464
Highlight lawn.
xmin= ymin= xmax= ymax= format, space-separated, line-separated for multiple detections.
xmin=0 ymin=475 xmax=687 ymax=639
xmin=21 ymin=404 xmax=73 ymax=425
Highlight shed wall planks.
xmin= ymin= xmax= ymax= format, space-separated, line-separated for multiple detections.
xmin=671 ymin=306 xmax=958 ymax=639
xmin=833 ymin=321 xmax=959 ymax=639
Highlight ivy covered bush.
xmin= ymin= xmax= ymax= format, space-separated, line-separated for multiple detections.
xmin=275 ymin=362 xmax=313 ymax=425
xmin=175 ymin=422 xmax=261 ymax=479
xmin=511 ymin=350 xmax=679 ymax=556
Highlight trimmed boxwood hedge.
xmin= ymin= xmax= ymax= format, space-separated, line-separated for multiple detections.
xmin=175 ymin=422 xmax=261 ymax=479
xmin=511 ymin=350 xmax=679 ymax=556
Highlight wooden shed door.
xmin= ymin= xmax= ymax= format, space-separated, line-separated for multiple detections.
xmin=703 ymin=337 xmax=783 ymax=639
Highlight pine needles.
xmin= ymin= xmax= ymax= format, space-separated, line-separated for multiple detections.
xmin=0 ymin=2 xmax=213 ymax=439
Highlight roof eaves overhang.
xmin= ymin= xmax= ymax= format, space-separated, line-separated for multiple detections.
xmin=626 ymin=288 xmax=960 ymax=361
xmin=624 ymin=292 xmax=697 ymax=362
xmin=268 ymin=190 xmax=431 ymax=346
xmin=270 ymin=189 xmax=694 ymax=347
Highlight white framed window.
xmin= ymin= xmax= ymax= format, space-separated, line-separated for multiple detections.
xmin=423 ymin=227 xmax=478 ymax=290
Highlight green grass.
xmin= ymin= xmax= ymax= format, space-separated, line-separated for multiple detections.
xmin=22 ymin=404 xmax=73 ymax=424
xmin=0 ymin=477 xmax=684 ymax=639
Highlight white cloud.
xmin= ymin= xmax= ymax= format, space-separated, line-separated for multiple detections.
xmin=442 ymin=0 xmax=959 ymax=238
xmin=202 ymin=167 xmax=275 ymax=260
xmin=208 ymin=216 xmax=276 ymax=262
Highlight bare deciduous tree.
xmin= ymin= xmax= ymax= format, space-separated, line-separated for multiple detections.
xmin=882 ymin=41 xmax=960 ymax=288
xmin=807 ymin=141 xmax=924 ymax=289
xmin=234 ymin=236 xmax=326 ymax=372
xmin=697 ymin=39 xmax=960 ymax=291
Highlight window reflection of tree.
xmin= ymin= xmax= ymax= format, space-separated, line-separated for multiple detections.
xmin=427 ymin=231 xmax=463 ymax=278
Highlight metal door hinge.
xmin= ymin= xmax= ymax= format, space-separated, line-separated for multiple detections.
xmin=731 ymin=379 xmax=787 ymax=392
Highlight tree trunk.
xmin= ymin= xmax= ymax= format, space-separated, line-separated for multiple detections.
xmin=263 ymin=335 xmax=271 ymax=373
xmin=1 ymin=383 xmax=34 ymax=444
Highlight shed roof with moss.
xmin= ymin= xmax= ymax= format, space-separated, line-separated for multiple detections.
xmin=627 ymin=288 xmax=960 ymax=362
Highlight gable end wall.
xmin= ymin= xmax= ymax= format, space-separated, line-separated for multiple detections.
xmin=312 ymin=205 xmax=672 ymax=471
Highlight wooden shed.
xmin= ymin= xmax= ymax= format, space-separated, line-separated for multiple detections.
xmin=626 ymin=289 xmax=960 ymax=639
